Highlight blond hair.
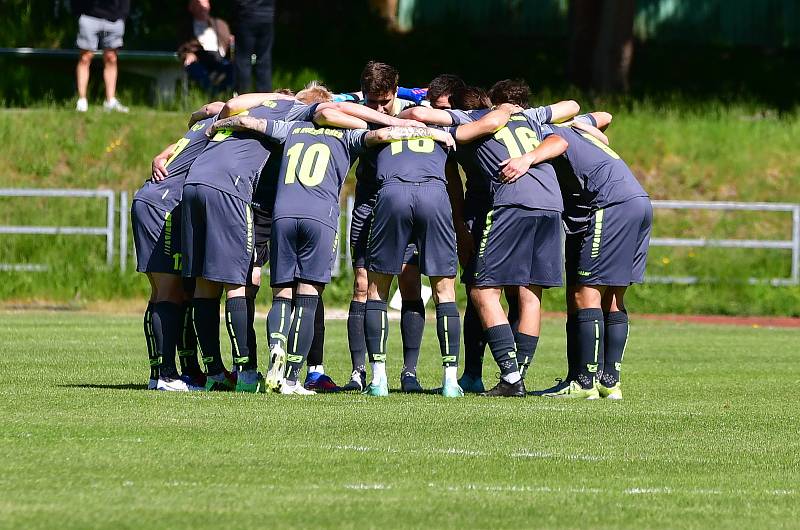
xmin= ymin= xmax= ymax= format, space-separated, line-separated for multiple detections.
xmin=295 ymin=80 xmax=333 ymax=104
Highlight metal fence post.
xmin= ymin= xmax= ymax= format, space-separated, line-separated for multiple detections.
xmin=105 ymin=191 xmax=115 ymax=266
xmin=119 ymin=191 xmax=129 ymax=273
xmin=792 ymin=205 xmax=800 ymax=285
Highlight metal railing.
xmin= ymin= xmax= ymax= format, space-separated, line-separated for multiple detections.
xmin=649 ymin=200 xmax=800 ymax=286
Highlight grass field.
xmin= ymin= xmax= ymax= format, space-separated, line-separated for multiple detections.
xmin=1 ymin=310 xmax=798 ymax=529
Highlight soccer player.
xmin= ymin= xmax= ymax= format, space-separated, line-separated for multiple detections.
xmin=131 ymin=101 xmax=223 ymax=391
xmin=539 ymin=120 xmax=651 ymax=399
xmin=208 ymin=114 xmax=445 ymax=394
xmin=341 ymin=61 xmax=429 ymax=393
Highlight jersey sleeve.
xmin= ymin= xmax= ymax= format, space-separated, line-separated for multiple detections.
xmin=573 ymin=113 xmax=598 ymax=127
xmin=266 ymin=120 xmax=295 ymax=144
xmin=523 ymin=106 xmax=553 ymax=124
xmin=345 ymin=129 xmax=370 ymax=158
xmin=286 ymin=102 xmax=319 ymax=121
xmin=539 ymin=123 xmax=556 ymax=139
xmin=445 ymin=109 xmax=474 ymax=125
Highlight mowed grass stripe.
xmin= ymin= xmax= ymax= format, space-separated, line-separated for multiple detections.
xmin=0 ymin=311 xmax=798 ymax=529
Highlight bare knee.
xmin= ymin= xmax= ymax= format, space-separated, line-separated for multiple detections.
xmin=398 ymin=264 xmax=421 ymax=300
xmin=352 ymin=267 xmax=368 ymax=302
xmin=431 ymin=276 xmax=455 ymax=304
xmin=103 ymin=50 xmax=118 ymax=66
xmin=602 ymin=286 xmax=627 ymax=312
xmin=573 ymin=285 xmax=604 ymax=310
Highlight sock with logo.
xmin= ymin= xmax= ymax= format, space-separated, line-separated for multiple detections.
xmin=575 ymin=308 xmax=604 ymax=389
xmin=602 ymin=310 xmax=628 ymax=387
xmin=285 ymin=294 xmax=319 ymax=383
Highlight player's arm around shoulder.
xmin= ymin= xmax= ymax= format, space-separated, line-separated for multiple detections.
xmin=188 ymin=101 xmax=224 ymax=127
xmin=364 ymin=126 xmax=454 ymax=148
xmin=313 ymin=107 xmax=369 ymax=130
xmin=498 ymin=134 xmax=569 ymax=183
xmin=220 ymin=92 xmax=295 ymax=118
xmin=397 ymin=106 xmax=454 ymax=126
xmin=546 ymin=99 xmax=581 ymax=123
xmin=315 ymin=101 xmax=425 ymax=128
xmin=453 ymin=103 xmax=519 ymax=143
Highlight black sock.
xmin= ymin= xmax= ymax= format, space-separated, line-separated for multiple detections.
xmin=462 ymin=298 xmax=486 ymax=378
xmin=400 ymin=299 xmax=425 ymax=374
xmin=566 ymin=314 xmax=579 ymax=381
xmin=193 ymin=298 xmax=224 ymax=376
xmin=267 ymin=297 xmax=293 ymax=351
xmin=507 ymin=293 xmax=520 ymax=333
xmin=152 ymin=301 xmax=181 ymax=379
xmin=485 ymin=324 xmax=519 ymax=382
xmin=225 ymin=296 xmax=252 ymax=371
xmin=514 ymin=331 xmax=539 ymax=379
xmin=602 ymin=310 xmax=628 ymax=387
xmin=143 ymin=302 xmax=159 ymax=380
xmin=307 ymin=297 xmax=325 ymax=368
xmin=365 ymin=299 xmax=388 ymax=363
xmin=575 ymin=308 xmax=604 ymax=389
xmin=436 ymin=302 xmax=460 ymax=367
xmin=347 ymin=301 xmax=367 ymax=373
xmin=285 ymin=294 xmax=319 ymax=382
xmin=177 ymin=301 xmax=202 ymax=376
xmin=246 ymin=294 xmax=258 ymax=370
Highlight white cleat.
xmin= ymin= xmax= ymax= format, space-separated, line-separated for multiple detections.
xmin=265 ymin=344 xmax=287 ymax=392
xmin=279 ymin=381 xmax=316 ymax=395
xmin=103 ymin=97 xmax=129 ymax=113
xmin=156 ymin=377 xmax=190 ymax=392
xmin=76 ymin=98 xmax=88 ymax=112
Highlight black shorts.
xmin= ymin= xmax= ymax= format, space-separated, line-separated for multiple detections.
xmin=181 ymin=184 xmax=254 ymax=285
xmin=368 ymin=182 xmax=456 ymax=277
xmin=460 ymin=208 xmax=490 ymax=285
xmin=350 ymin=189 xmax=418 ymax=270
xmin=252 ymin=206 xmax=272 ymax=268
xmin=565 ymin=196 xmax=652 ymax=286
xmin=269 ymin=217 xmax=338 ymax=286
xmin=473 ymin=206 xmax=563 ymax=288
xmin=131 ymin=200 xmax=182 ymax=274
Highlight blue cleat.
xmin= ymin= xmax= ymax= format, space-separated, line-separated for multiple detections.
xmin=457 ymin=372 xmax=485 ymax=394
xmin=304 ymin=372 xmax=340 ymax=392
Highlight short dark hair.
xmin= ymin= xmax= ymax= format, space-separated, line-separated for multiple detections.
xmin=427 ymin=74 xmax=466 ymax=106
xmin=361 ymin=61 xmax=399 ymax=96
xmin=488 ymin=79 xmax=531 ymax=107
xmin=458 ymin=86 xmax=492 ymax=110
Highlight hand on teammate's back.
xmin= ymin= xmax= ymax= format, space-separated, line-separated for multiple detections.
xmin=151 ymin=156 xmax=169 ymax=182
xmin=498 ymin=156 xmax=530 ymax=183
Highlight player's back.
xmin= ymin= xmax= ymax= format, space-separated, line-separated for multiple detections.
xmin=272 ymin=121 xmax=367 ymax=229
xmin=374 ymin=131 xmax=451 ymax=186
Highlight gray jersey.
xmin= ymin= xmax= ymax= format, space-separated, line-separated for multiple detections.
xmin=449 ymin=108 xmax=563 ymax=212
xmin=184 ymin=100 xmax=316 ymax=203
xmin=266 ymin=120 xmax=368 ymax=230
xmin=133 ymin=116 xmax=215 ymax=211
xmin=550 ymin=125 xmax=648 ymax=233
xmin=374 ymin=126 xmax=453 ymax=185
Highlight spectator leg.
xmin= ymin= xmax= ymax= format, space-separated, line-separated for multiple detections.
xmin=102 ymin=49 xmax=118 ymax=102
xmin=253 ymin=21 xmax=274 ymax=92
xmin=76 ymin=50 xmax=93 ymax=99
xmin=235 ymin=23 xmax=256 ymax=94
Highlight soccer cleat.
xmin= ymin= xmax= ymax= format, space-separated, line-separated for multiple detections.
xmin=598 ymin=382 xmax=622 ymax=400
xmin=76 ymin=98 xmax=88 ymax=112
xmin=304 ymin=372 xmax=340 ymax=392
xmin=103 ymin=98 xmax=129 ymax=113
xmin=235 ymin=372 xmax=266 ymax=393
xmin=340 ymin=370 xmax=366 ymax=392
xmin=400 ymin=372 xmax=423 ymax=393
xmin=441 ymin=382 xmax=464 ymax=398
xmin=531 ymin=378 xmax=570 ymax=396
xmin=279 ymin=381 xmax=317 ymax=395
xmin=457 ymin=372 xmax=485 ymax=394
xmin=180 ymin=373 xmax=206 ymax=391
xmin=543 ymin=380 xmax=600 ymax=400
xmin=481 ymin=378 xmax=527 ymax=397
xmin=148 ymin=378 xmax=158 ymax=390
xmin=205 ymin=370 xmax=237 ymax=392
xmin=156 ymin=376 xmax=190 ymax=392
xmin=265 ymin=344 xmax=287 ymax=392
xmin=364 ymin=377 xmax=389 ymax=397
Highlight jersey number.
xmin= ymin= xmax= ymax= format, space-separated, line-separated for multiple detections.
xmin=494 ymin=126 xmax=540 ymax=158
xmin=284 ymin=143 xmax=331 ymax=187
xmin=164 ymin=137 xmax=190 ymax=168
xmin=390 ymin=138 xmax=435 ymax=155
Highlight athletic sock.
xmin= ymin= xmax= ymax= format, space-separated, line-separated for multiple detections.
xmin=485 ymin=324 xmax=520 ymax=384
xmin=177 ymin=301 xmax=202 ymax=376
xmin=514 ymin=331 xmax=539 ymax=380
xmin=143 ymin=302 xmax=159 ymax=380
xmin=306 ymin=297 xmax=325 ymax=368
xmin=370 ymin=360 xmax=387 ymax=385
xmin=436 ymin=302 xmax=461 ymax=371
xmin=245 ymin=294 xmax=258 ymax=370
xmin=566 ymin=314 xmax=579 ymax=381
xmin=400 ymin=299 xmax=425 ymax=375
xmin=602 ymin=310 xmax=629 ymax=387
xmin=285 ymin=294 xmax=319 ymax=383
xmin=224 ymin=296 xmax=251 ymax=371
xmin=192 ymin=298 xmax=224 ymax=376
xmin=266 ymin=297 xmax=293 ymax=352
xmin=575 ymin=308 xmax=604 ymax=389
xmin=347 ymin=301 xmax=367 ymax=373
xmin=506 ymin=293 xmax=520 ymax=332
xmin=152 ymin=301 xmax=181 ymax=379
xmin=462 ymin=298 xmax=486 ymax=378
xmin=365 ymin=300 xmax=388 ymax=364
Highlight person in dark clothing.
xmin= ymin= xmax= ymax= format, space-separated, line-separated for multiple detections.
xmin=72 ymin=0 xmax=130 ymax=112
xmin=178 ymin=0 xmax=235 ymax=95
xmin=233 ymin=0 xmax=275 ymax=93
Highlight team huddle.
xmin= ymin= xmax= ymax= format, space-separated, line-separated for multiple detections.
xmin=131 ymin=61 xmax=652 ymax=399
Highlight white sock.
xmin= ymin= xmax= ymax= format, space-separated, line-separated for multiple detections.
xmin=308 ymin=365 xmax=324 ymax=375
xmin=502 ymin=371 xmax=522 ymax=384
xmin=443 ymin=366 xmax=458 ymax=385
xmin=370 ymin=362 xmax=386 ymax=385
